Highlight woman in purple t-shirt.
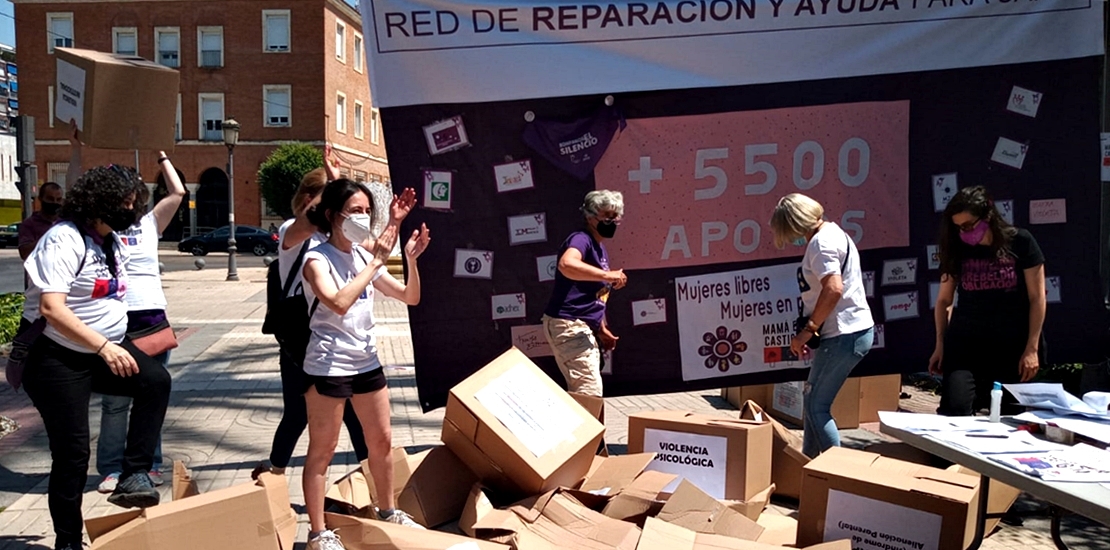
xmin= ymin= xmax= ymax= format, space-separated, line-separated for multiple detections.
xmin=541 ymin=190 xmax=628 ymax=397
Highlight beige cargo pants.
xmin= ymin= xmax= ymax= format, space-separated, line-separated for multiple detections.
xmin=541 ymin=314 xmax=602 ymax=397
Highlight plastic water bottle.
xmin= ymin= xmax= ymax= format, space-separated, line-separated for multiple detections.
xmin=989 ymin=381 xmax=1003 ymax=423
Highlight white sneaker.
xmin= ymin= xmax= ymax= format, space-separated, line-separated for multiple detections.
xmin=97 ymin=472 xmax=120 ymax=494
xmin=307 ymin=529 xmax=345 ymax=550
xmin=148 ymin=469 xmax=164 ymax=486
xmin=381 ymin=509 xmax=425 ymax=530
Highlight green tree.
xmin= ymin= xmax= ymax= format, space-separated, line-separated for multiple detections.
xmin=257 ymin=143 xmax=323 ymax=220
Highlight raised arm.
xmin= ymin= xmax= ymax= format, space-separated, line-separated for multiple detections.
xmin=374 ymin=223 xmax=429 ymax=306
xmin=324 ymin=143 xmax=341 ymax=182
xmin=66 ymin=120 xmax=82 ymax=191
xmin=150 ymin=152 xmax=186 ymax=233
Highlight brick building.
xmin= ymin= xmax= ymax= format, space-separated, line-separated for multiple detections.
xmin=13 ymin=0 xmax=387 ymax=240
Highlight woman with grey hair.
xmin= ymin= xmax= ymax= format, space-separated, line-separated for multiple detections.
xmin=542 ymin=190 xmax=628 ymax=396
xmin=770 ymin=193 xmax=874 ymax=458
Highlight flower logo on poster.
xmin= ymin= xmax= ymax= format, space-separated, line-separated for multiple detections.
xmin=698 ymin=326 xmax=747 ymax=372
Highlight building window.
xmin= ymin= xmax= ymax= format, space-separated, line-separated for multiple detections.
xmin=263 ymin=85 xmax=291 ymax=127
xmin=370 ymin=108 xmax=380 ymax=145
xmin=198 ymin=93 xmax=225 ymax=141
xmin=262 ymin=10 xmax=290 ymax=52
xmin=353 ymin=170 xmax=367 ymax=182
xmin=353 ymin=33 xmax=363 ymax=73
xmin=155 ymin=27 xmax=180 ymax=68
xmin=47 ymin=13 xmax=74 ymax=53
xmin=335 ymin=92 xmax=346 ymax=133
xmin=112 ymin=27 xmax=138 ymax=56
xmin=48 ymin=85 xmax=54 ymax=128
xmin=197 ymin=27 xmax=224 ymax=68
xmin=335 ymin=21 xmax=346 ymax=62
xmin=47 ymin=163 xmax=68 ymax=185
xmin=353 ymin=101 xmax=364 ymax=139
xmin=175 ymin=93 xmax=182 ymax=140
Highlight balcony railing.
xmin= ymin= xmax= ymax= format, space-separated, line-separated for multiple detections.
xmin=159 ymin=51 xmax=180 ymax=68
xmin=200 ymin=50 xmax=222 ymax=68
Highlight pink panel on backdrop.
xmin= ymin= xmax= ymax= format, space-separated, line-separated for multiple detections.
xmin=593 ymin=101 xmax=910 ymax=270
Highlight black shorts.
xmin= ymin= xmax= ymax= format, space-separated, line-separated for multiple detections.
xmin=305 ymin=368 xmax=387 ymax=398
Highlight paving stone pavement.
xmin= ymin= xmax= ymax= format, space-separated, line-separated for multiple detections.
xmin=0 ymin=261 xmax=1107 ymax=549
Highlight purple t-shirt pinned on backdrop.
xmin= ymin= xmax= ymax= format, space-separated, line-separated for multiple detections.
xmin=544 ymin=231 xmax=611 ymax=330
xmin=522 ymin=106 xmax=624 ymax=181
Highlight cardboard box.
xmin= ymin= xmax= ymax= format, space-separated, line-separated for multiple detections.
xmin=325 ymin=512 xmax=510 ymax=550
xmin=54 ymin=48 xmax=179 ymax=150
xmin=738 ymin=400 xmax=810 ymax=501
xmin=442 ymin=347 xmax=605 ymax=498
xmin=948 ymin=465 xmax=1021 ymax=536
xmin=768 ymin=374 xmax=902 ymax=429
xmin=637 ymin=517 xmax=851 ymax=550
xmin=602 ymin=470 xmax=676 ymax=524
xmin=325 ymin=467 xmax=374 ymax=517
xmin=798 ymin=447 xmax=980 ymax=550
xmin=628 ymin=411 xmax=772 ymax=501
xmin=472 ymin=490 xmax=642 ymax=550
xmin=171 ymin=460 xmax=199 ymax=501
xmin=722 ymin=385 xmax=772 ymax=410
xmin=86 ymin=473 xmax=296 ymax=550
xmin=721 ymin=483 xmax=775 ymax=522
xmin=656 ymin=480 xmax=764 ymax=540
xmin=754 ymin=513 xmax=798 ymax=546
xmin=571 ymin=391 xmax=609 ymax=456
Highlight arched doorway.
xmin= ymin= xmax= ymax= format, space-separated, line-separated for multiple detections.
xmin=196 ymin=167 xmax=228 ymax=232
xmin=154 ymin=169 xmax=189 ymax=241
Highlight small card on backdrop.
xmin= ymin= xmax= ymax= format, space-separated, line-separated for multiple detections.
xmin=1045 ymin=276 xmax=1062 ymax=304
xmin=508 ymin=213 xmax=547 ymax=245
xmin=422 ymin=170 xmax=452 ymax=210
xmin=631 ymin=298 xmax=667 ymax=326
xmin=491 ymin=293 xmax=526 ymax=320
xmin=1007 ymin=86 xmax=1043 ymax=118
xmin=536 ymin=255 xmax=558 ymax=282
xmin=871 ymin=324 xmax=885 ymax=349
xmin=423 ymin=115 xmax=469 ymax=156
xmin=494 ymin=160 xmax=535 ymax=193
xmin=454 ymin=249 xmax=493 ymax=279
xmin=1029 ymin=199 xmax=1066 ymax=224
xmin=881 ymin=258 xmax=917 ymax=286
xmin=996 ymin=200 xmax=1014 ymax=225
xmin=883 ymin=291 xmax=919 ymax=321
xmin=511 ymin=325 xmax=553 ymax=357
xmin=862 ymin=271 xmax=875 ymax=298
xmin=991 ymin=137 xmax=1029 ymax=169
xmin=932 ymin=173 xmax=958 ymax=212
xmin=926 ymin=245 xmax=940 ymax=270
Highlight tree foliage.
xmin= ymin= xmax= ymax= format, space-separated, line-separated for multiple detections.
xmin=257 ymin=143 xmax=323 ymax=220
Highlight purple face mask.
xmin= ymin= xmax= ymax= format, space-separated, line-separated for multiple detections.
xmin=959 ymin=220 xmax=989 ymax=246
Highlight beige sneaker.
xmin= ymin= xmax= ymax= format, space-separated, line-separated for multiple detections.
xmin=307 ymin=529 xmax=345 ymax=550
xmin=380 ymin=509 xmax=425 ymax=530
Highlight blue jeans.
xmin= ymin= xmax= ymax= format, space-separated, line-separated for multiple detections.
xmin=97 ymin=351 xmax=169 ymax=476
xmin=802 ymin=327 xmax=874 ymax=458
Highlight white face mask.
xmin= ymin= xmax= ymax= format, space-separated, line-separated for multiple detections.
xmin=340 ymin=213 xmax=372 ymax=244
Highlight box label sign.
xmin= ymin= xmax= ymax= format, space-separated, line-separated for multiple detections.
xmin=642 ymin=428 xmax=728 ymax=498
xmin=55 ymin=59 xmax=86 ymax=130
xmin=473 ymin=364 xmax=583 ymax=458
xmin=773 ymin=382 xmax=804 ymax=421
xmin=823 ymin=490 xmax=942 ymax=550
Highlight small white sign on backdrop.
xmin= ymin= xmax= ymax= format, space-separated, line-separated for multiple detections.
xmin=996 ymin=200 xmax=1015 ymax=225
xmin=991 ymin=137 xmax=1029 ymax=169
xmin=1102 ymin=134 xmax=1110 ymax=182
xmin=510 ymin=325 xmax=553 ymax=357
xmin=883 ymin=291 xmax=919 ymax=321
xmin=454 ymin=249 xmax=493 ymax=279
xmin=55 ymin=59 xmax=86 ymax=131
xmin=494 ymin=160 xmax=535 ymax=193
xmin=491 ymin=293 xmax=526 ymax=320
xmin=642 ymin=428 xmax=729 ymax=498
xmin=881 ymin=258 xmax=917 ymax=286
xmin=929 ymin=282 xmax=941 ymax=310
xmin=823 ymin=490 xmax=943 ymax=550
xmin=422 ymin=169 xmax=453 ymax=209
xmin=931 ymin=173 xmax=958 ymax=213
xmin=631 ymin=298 xmax=667 ymax=326
xmin=423 ymin=115 xmax=469 ymax=156
xmin=508 ymin=213 xmax=547 ymax=245
xmin=1007 ymin=86 xmax=1043 ymax=118
xmin=862 ymin=271 xmax=875 ymax=298
xmin=1046 ymin=276 xmax=1062 ymax=304
xmin=926 ymin=245 xmax=940 ymax=270
xmin=1030 ymin=199 xmax=1067 ymax=225
xmin=536 ymin=254 xmax=558 ymax=282
xmin=872 ymin=324 xmax=885 ymax=349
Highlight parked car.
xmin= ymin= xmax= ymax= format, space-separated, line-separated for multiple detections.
xmin=178 ymin=225 xmax=278 ymax=257
xmin=0 ymin=223 xmax=19 ymax=248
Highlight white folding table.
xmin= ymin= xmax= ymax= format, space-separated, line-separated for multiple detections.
xmin=879 ymin=421 xmax=1110 ymax=550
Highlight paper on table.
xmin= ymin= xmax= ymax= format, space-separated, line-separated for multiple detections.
xmin=928 ymin=429 xmax=1066 ymax=454
xmin=990 ymin=444 xmax=1110 ymax=482
xmin=879 ymin=411 xmax=1013 ymax=434
xmin=1013 ymin=410 xmax=1110 ymax=445
xmin=1004 ymin=383 xmax=1110 ymax=418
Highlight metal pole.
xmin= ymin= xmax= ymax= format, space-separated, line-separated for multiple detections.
xmin=19 ymin=164 xmax=37 ymax=219
xmin=134 ymin=149 xmax=140 ymax=175
xmin=226 ymin=145 xmax=238 ymax=281
xmin=184 ymin=183 xmax=199 ymax=238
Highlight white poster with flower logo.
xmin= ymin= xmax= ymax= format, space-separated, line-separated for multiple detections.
xmin=675 ymin=263 xmax=807 ymax=382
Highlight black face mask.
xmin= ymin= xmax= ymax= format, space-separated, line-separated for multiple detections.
xmin=102 ymin=207 xmax=138 ymax=232
xmin=40 ymin=202 xmax=62 ymax=216
xmin=596 ymin=220 xmax=618 ymax=239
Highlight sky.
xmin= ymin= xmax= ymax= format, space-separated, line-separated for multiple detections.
xmin=0 ymin=2 xmax=12 ymax=48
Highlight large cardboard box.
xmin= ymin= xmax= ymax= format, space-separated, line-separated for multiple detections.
xmin=637 ymin=517 xmax=852 ymax=550
xmin=86 ymin=473 xmax=295 ymax=550
xmin=798 ymin=447 xmax=980 ymax=550
xmin=721 ymin=385 xmax=772 ymax=410
xmin=628 ymin=411 xmax=772 ymax=501
xmin=325 ymin=512 xmax=510 ymax=550
xmin=472 ymin=490 xmax=642 ymax=550
xmin=656 ymin=480 xmax=764 ymax=540
xmin=948 ymin=465 xmax=1022 ymax=536
xmin=442 ymin=347 xmax=605 ymax=498
xmin=54 ymin=48 xmax=179 ymax=150
xmin=738 ymin=400 xmax=810 ymax=501
xmin=768 ymin=374 xmax=902 ymax=429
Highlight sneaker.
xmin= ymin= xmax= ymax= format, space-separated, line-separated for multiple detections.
xmin=97 ymin=472 xmax=120 ymax=494
xmin=148 ymin=469 xmax=164 ymax=487
xmin=379 ymin=508 xmax=425 ymax=530
xmin=307 ymin=529 xmax=346 ymax=550
xmin=107 ymin=471 xmax=160 ymax=509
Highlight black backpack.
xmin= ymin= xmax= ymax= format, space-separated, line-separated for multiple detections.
xmin=261 ymin=241 xmax=310 ymax=341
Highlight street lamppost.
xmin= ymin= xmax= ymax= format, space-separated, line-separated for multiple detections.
xmin=222 ymin=117 xmax=240 ymax=282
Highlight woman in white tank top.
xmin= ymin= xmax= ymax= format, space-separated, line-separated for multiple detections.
xmin=299 ymin=179 xmax=429 ymax=549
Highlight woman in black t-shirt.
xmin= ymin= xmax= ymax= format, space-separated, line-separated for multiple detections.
xmin=929 ymin=186 xmax=1047 ymax=416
